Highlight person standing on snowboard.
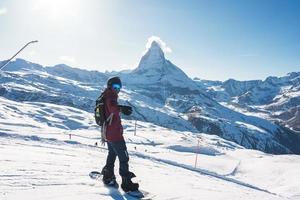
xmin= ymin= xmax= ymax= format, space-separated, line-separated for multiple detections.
xmin=100 ymin=76 xmax=139 ymax=192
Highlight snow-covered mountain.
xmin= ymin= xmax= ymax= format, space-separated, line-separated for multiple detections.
xmin=1 ymin=41 xmax=300 ymax=155
xmin=125 ymin=41 xmax=199 ymax=91
xmin=195 ymin=72 xmax=300 ymax=132
xmin=120 ymin=41 xmax=200 ymax=105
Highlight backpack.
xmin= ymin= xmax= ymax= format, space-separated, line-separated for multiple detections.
xmin=94 ymin=93 xmax=106 ymax=126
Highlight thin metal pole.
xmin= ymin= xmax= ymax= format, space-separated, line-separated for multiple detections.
xmin=194 ymin=139 xmax=200 ymax=168
xmin=0 ymin=40 xmax=38 ymax=71
xmin=134 ymin=120 xmax=137 ymax=136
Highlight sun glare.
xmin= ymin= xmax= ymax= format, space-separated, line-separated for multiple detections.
xmin=31 ymin=0 xmax=81 ymax=21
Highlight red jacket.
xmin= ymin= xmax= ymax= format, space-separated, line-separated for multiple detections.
xmin=103 ymin=88 xmax=124 ymax=142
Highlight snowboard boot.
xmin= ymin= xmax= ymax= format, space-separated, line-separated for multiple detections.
xmin=121 ymin=172 xmax=139 ymax=192
xmin=101 ymin=167 xmax=117 ymax=186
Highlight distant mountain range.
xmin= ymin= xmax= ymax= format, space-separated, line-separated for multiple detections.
xmin=0 ymin=41 xmax=299 ymax=154
xmin=194 ymin=72 xmax=300 ymax=132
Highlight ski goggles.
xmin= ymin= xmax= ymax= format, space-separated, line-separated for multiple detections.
xmin=112 ymin=83 xmax=122 ymax=92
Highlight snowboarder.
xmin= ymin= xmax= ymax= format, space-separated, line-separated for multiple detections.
xmin=100 ymin=76 xmax=139 ymax=193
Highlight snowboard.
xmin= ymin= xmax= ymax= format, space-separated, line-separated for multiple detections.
xmin=89 ymin=171 xmax=154 ymax=199
xmin=89 ymin=171 xmax=119 ymax=188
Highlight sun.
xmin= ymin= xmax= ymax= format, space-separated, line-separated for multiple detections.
xmin=31 ymin=0 xmax=82 ymax=21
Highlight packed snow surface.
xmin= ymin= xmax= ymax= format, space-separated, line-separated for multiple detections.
xmin=1 ymin=97 xmax=300 ymax=200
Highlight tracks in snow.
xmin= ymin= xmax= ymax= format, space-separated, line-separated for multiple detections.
xmin=131 ymin=152 xmax=289 ymax=199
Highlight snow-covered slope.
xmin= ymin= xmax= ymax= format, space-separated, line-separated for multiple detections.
xmin=0 ymin=65 xmax=100 ymax=112
xmin=1 ymin=97 xmax=300 ymax=200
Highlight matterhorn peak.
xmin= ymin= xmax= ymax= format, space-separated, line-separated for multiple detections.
xmin=126 ymin=38 xmax=199 ymax=91
xmin=137 ymin=40 xmax=166 ymax=70
xmin=149 ymin=40 xmax=164 ymax=53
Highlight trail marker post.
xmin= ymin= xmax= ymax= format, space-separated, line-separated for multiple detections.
xmin=194 ymin=135 xmax=203 ymax=168
xmin=194 ymin=139 xmax=200 ymax=168
xmin=134 ymin=120 xmax=137 ymax=136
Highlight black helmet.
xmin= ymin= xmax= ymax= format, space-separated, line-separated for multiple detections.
xmin=107 ymin=76 xmax=122 ymax=88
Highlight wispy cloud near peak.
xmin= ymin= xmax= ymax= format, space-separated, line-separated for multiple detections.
xmin=0 ymin=7 xmax=7 ymax=16
xmin=145 ymin=36 xmax=172 ymax=54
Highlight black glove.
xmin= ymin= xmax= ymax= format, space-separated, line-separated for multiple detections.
xmin=119 ymin=105 xmax=133 ymax=116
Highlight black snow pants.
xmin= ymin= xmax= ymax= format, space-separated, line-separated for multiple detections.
xmin=104 ymin=139 xmax=130 ymax=177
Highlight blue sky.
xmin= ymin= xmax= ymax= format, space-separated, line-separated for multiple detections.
xmin=0 ymin=0 xmax=299 ymax=81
